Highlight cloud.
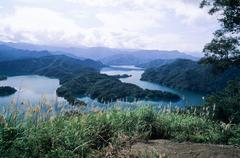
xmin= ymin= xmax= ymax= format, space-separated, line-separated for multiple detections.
xmin=64 ymin=0 xmax=209 ymax=23
xmin=0 ymin=7 xmax=79 ymax=32
xmin=0 ymin=0 xmax=219 ymax=52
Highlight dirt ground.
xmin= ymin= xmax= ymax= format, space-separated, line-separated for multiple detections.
xmin=128 ymin=139 xmax=240 ymax=158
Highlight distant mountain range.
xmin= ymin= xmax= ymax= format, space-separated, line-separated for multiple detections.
xmin=136 ymin=59 xmax=175 ymax=68
xmin=0 ymin=45 xmax=51 ymax=62
xmin=0 ymin=41 xmax=199 ymax=65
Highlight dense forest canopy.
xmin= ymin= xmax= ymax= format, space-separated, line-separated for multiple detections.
xmin=57 ymin=72 xmax=180 ymax=103
xmin=141 ymin=59 xmax=240 ymax=93
xmin=0 ymin=55 xmax=104 ymax=84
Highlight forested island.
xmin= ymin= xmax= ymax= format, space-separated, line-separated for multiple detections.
xmin=0 ymin=55 xmax=180 ymax=104
xmin=0 ymin=86 xmax=17 ymax=96
xmin=57 ymin=72 xmax=180 ymax=103
xmin=0 ymin=75 xmax=7 ymax=81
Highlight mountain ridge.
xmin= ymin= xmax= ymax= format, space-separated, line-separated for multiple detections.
xmin=0 ymin=41 xmax=199 ymax=65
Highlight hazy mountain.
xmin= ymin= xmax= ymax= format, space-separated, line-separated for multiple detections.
xmin=100 ymin=50 xmax=198 ymax=65
xmin=0 ymin=42 xmax=199 ymax=65
xmin=100 ymin=54 xmax=142 ymax=65
xmin=0 ymin=42 xmax=119 ymax=59
xmin=0 ymin=45 xmax=51 ymax=61
xmin=136 ymin=59 xmax=175 ymax=68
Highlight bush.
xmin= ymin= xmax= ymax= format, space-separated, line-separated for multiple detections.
xmin=205 ymin=79 xmax=240 ymax=123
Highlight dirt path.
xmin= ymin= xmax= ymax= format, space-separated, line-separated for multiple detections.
xmin=129 ymin=139 xmax=240 ymax=158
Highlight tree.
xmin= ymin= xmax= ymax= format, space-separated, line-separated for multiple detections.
xmin=200 ymin=1 xmax=240 ymax=123
xmin=205 ymin=78 xmax=240 ymax=123
xmin=200 ymin=0 xmax=240 ymax=69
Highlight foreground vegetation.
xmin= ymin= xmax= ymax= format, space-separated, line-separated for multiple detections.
xmin=0 ymin=105 xmax=240 ymax=158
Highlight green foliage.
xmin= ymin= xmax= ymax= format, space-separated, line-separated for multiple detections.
xmin=0 ymin=55 xmax=103 ymax=83
xmin=200 ymin=0 xmax=240 ymax=33
xmin=200 ymin=0 xmax=240 ymax=69
xmin=0 ymin=86 xmax=17 ymax=96
xmin=141 ymin=59 xmax=240 ymax=93
xmin=1 ymin=107 xmax=240 ymax=157
xmin=200 ymin=33 xmax=240 ymax=70
xmin=205 ymin=78 xmax=240 ymax=123
xmin=0 ymin=55 xmax=179 ymax=104
xmin=57 ymin=72 xmax=180 ymax=103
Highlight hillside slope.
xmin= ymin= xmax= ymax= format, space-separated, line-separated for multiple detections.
xmin=0 ymin=55 xmax=180 ymax=104
xmin=141 ymin=59 xmax=240 ymax=93
xmin=0 ymin=55 xmax=105 ymax=83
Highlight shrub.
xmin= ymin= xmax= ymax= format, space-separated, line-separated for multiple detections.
xmin=205 ymin=79 xmax=240 ymax=123
xmin=0 ymin=106 xmax=240 ymax=157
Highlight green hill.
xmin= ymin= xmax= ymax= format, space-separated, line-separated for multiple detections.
xmin=0 ymin=55 xmax=180 ymax=104
xmin=141 ymin=59 xmax=240 ymax=93
xmin=57 ymin=72 xmax=180 ymax=103
xmin=0 ymin=55 xmax=105 ymax=84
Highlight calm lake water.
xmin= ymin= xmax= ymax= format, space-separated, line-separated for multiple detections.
xmin=0 ymin=66 xmax=206 ymax=112
xmin=0 ymin=75 xmax=69 ymax=111
xmin=99 ymin=65 xmax=206 ymax=107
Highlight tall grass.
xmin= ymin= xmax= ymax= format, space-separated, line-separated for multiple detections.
xmin=1 ymin=103 xmax=240 ymax=157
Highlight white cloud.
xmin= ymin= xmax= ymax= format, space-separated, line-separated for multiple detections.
xmin=0 ymin=7 xmax=79 ymax=33
xmin=0 ymin=0 xmax=219 ymax=52
xmin=64 ymin=0 xmax=209 ymax=23
xmin=96 ymin=10 xmax=164 ymax=32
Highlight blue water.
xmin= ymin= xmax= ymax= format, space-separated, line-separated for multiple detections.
xmin=0 ymin=75 xmax=64 ymax=105
xmin=0 ymin=66 xmax=206 ymax=112
xmin=99 ymin=65 xmax=206 ymax=107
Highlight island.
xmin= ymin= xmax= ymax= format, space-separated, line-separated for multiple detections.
xmin=56 ymin=72 xmax=180 ymax=103
xmin=0 ymin=75 xmax=7 ymax=81
xmin=0 ymin=86 xmax=17 ymax=96
xmin=0 ymin=55 xmax=180 ymax=105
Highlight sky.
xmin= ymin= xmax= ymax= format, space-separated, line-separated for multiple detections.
xmin=0 ymin=0 xmax=219 ymax=53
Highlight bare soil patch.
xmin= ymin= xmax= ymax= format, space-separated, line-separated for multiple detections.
xmin=128 ymin=139 xmax=240 ymax=158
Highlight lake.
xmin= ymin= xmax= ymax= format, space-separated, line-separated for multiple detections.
xmin=99 ymin=65 xmax=206 ymax=107
xmin=0 ymin=66 xmax=206 ymax=112
xmin=0 ymin=75 xmax=70 ymax=112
